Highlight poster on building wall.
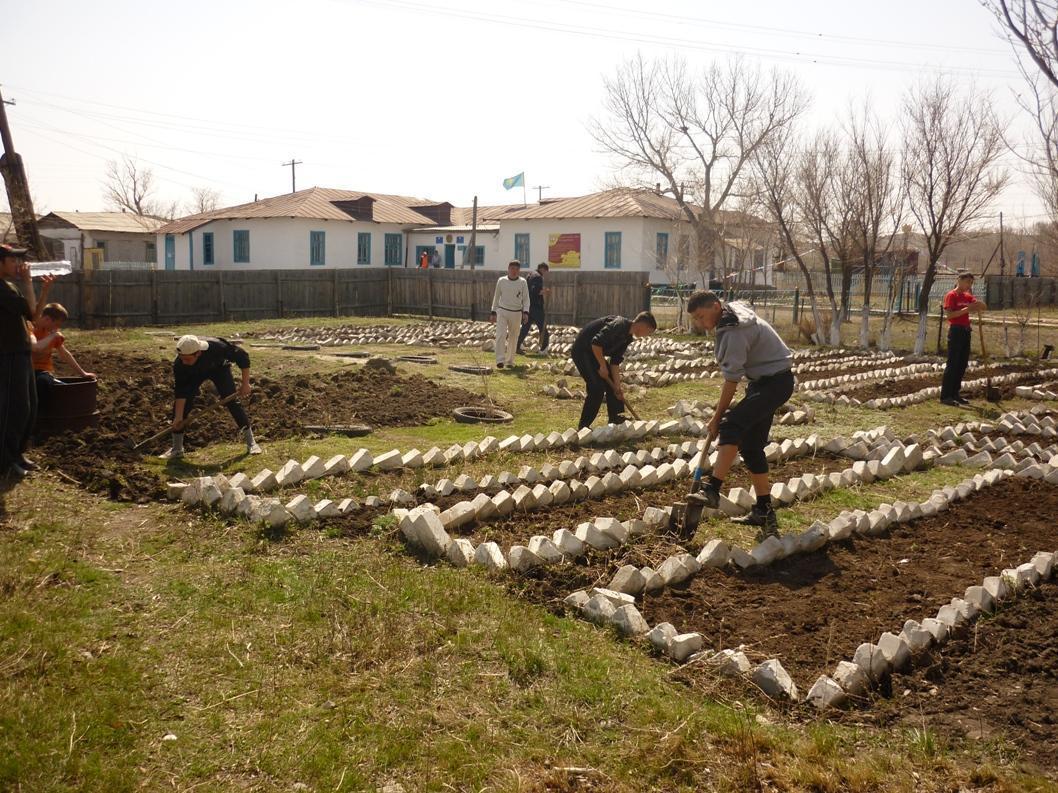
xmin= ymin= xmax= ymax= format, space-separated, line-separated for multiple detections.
xmin=547 ymin=233 xmax=581 ymax=268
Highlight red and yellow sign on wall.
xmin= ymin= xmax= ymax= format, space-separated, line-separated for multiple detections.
xmin=547 ymin=233 xmax=581 ymax=269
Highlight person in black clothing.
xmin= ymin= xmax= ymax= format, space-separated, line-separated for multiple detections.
xmin=0 ymin=244 xmax=39 ymax=479
xmin=517 ymin=262 xmax=550 ymax=354
xmin=162 ymin=334 xmax=261 ymax=459
xmin=571 ymin=311 xmax=657 ymax=428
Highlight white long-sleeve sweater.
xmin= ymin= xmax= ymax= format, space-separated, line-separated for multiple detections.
xmin=491 ymin=275 xmax=530 ymax=313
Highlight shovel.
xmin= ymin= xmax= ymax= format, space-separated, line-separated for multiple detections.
xmin=601 ymin=368 xmax=641 ymax=422
xmin=128 ymin=392 xmax=240 ymax=451
xmin=669 ymin=430 xmax=718 ymax=539
xmin=978 ymin=321 xmax=1002 ymax=403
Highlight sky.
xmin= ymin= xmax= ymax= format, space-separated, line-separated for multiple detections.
xmin=2 ymin=0 xmax=1049 ymax=226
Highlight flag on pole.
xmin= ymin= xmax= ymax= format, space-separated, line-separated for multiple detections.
xmin=502 ymin=172 xmax=525 ymax=190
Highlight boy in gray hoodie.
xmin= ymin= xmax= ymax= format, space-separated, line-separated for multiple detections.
xmin=685 ymin=291 xmax=794 ymax=536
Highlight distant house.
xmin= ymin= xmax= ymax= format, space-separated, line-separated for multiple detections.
xmin=155 ymin=186 xmax=775 ymax=284
xmin=38 ymin=211 xmax=165 ymax=269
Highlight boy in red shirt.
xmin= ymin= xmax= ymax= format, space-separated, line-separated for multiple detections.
xmin=940 ymin=270 xmax=986 ymax=406
xmin=32 ymin=302 xmax=95 ymax=411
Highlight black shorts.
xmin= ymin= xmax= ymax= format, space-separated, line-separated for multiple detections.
xmin=717 ymin=369 xmax=795 ymax=474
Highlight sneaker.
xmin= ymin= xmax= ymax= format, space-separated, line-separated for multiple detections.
xmin=954 ymin=396 xmax=971 ymax=405
xmin=732 ymin=505 xmax=779 ymax=536
xmin=17 ymin=456 xmax=38 ymax=471
xmin=6 ymin=463 xmax=28 ymax=479
xmin=496 ymin=362 xmax=505 ymax=369
xmin=939 ymin=398 xmax=960 ymax=407
xmin=247 ymin=443 xmax=263 ymax=455
xmin=159 ymin=448 xmax=183 ymax=460
xmin=687 ymin=480 xmax=721 ymax=510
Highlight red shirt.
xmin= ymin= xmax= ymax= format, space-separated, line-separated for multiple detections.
xmin=943 ymin=288 xmax=976 ymax=327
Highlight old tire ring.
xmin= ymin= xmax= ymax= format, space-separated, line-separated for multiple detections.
xmin=448 ymin=365 xmax=492 ymax=376
xmin=452 ymin=406 xmax=513 ymax=424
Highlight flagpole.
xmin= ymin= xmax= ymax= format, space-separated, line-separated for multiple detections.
xmin=523 ymin=173 xmax=527 ymax=208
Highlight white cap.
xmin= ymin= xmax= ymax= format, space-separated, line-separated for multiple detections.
xmin=176 ymin=334 xmax=209 ymax=355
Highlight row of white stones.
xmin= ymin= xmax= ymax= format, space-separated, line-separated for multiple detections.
xmin=567 ymin=469 xmax=1045 ymax=706
xmin=804 ymin=367 xmax=1058 ymax=409
xmin=1016 ymin=380 xmax=1058 ymax=401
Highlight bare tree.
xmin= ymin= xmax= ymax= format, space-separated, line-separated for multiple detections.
xmin=189 ymin=186 xmax=221 ymax=214
xmin=984 ymin=0 xmax=1058 ymax=89
xmin=847 ymin=107 xmax=904 ymax=348
xmin=902 ymin=79 xmax=1009 ymax=354
xmin=592 ymin=54 xmax=809 ymax=284
xmin=752 ymin=126 xmax=829 ymax=344
xmin=103 ymin=156 xmax=161 ymax=216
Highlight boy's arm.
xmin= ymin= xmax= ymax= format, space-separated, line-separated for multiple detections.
xmin=30 ymin=330 xmax=58 ymax=354
xmin=57 ymin=345 xmax=94 ymax=378
xmin=32 ymin=275 xmax=55 ymax=321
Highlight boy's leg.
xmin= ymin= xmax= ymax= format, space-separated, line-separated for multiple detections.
xmin=162 ymin=390 xmax=197 ymax=459
xmin=537 ymin=313 xmax=550 ymax=351
xmin=940 ymin=326 xmax=960 ymax=400
xmin=952 ymin=327 xmax=971 ymax=399
xmin=495 ymin=311 xmax=515 ymax=365
xmin=210 ymin=367 xmax=260 ymax=453
xmin=516 ymin=316 xmax=531 ymax=353
xmin=573 ymin=352 xmax=604 ymax=429
xmin=505 ymin=315 xmax=520 ymax=365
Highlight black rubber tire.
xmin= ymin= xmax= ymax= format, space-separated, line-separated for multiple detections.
xmin=397 ymin=355 xmax=437 ymax=364
xmin=451 ymin=406 xmax=513 ymax=424
xmin=448 ymin=365 xmax=492 ymax=376
xmin=281 ymin=344 xmax=320 ymax=351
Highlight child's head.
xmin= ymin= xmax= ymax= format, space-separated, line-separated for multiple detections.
xmin=37 ymin=303 xmax=69 ymax=333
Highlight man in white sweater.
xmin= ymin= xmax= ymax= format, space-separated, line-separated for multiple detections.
xmin=489 ymin=260 xmax=530 ymax=368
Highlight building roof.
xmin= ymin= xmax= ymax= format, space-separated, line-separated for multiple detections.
xmin=495 ymin=188 xmax=693 ymax=221
xmin=448 ymin=204 xmax=527 ymax=225
xmin=39 ymin=211 xmax=167 ymax=234
xmin=156 ymin=187 xmax=444 ymax=234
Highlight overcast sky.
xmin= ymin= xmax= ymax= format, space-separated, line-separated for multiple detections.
xmin=3 ymin=0 xmax=1048 ymax=226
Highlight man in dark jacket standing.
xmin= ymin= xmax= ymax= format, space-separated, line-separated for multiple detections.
xmin=162 ymin=334 xmax=261 ymax=459
xmin=571 ymin=311 xmax=656 ymax=428
xmin=0 ymin=244 xmax=38 ymax=479
xmin=685 ymin=291 xmax=794 ymax=536
xmin=517 ymin=262 xmax=550 ymax=354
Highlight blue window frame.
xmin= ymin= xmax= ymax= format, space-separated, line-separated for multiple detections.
xmin=474 ymin=246 xmax=485 ymax=267
xmin=233 ymin=230 xmax=250 ymax=263
xmin=514 ymin=233 xmax=529 ymax=265
xmin=357 ymin=232 xmax=371 ymax=265
xmin=384 ymin=233 xmax=402 ymax=266
xmin=656 ymin=232 xmax=669 ymax=265
xmin=310 ymin=230 xmax=325 ymax=266
xmin=604 ymin=231 xmax=622 ymax=269
xmin=202 ymin=232 xmax=214 ymax=265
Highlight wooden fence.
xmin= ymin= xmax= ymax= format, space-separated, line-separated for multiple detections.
xmin=985 ymin=276 xmax=1058 ymax=309
xmin=44 ymin=268 xmax=651 ymax=329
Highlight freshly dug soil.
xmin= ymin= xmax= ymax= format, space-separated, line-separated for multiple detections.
xmin=32 ymin=350 xmax=495 ymax=502
xmin=836 ymin=363 xmax=1038 ymax=401
xmin=864 ymin=581 xmax=1058 ymax=773
xmin=444 ymin=452 xmax=850 ymax=550
xmin=632 ymin=477 xmax=1057 ymax=691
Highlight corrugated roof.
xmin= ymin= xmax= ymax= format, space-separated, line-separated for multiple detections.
xmin=495 ymin=189 xmax=693 ymax=221
xmin=156 ymin=187 xmax=442 ymax=234
xmin=41 ymin=211 xmax=167 ymax=234
xmin=448 ymin=204 xmax=526 ymax=225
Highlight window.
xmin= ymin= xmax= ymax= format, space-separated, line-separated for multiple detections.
xmin=145 ymin=240 xmax=157 ymax=262
xmin=357 ymin=232 xmax=371 ymax=264
xmin=474 ymin=246 xmax=485 ymax=267
xmin=604 ymin=231 xmax=622 ymax=269
xmin=384 ymin=233 xmax=402 ymax=266
xmin=514 ymin=233 xmax=529 ymax=265
xmin=202 ymin=232 xmax=214 ymax=265
xmin=656 ymin=232 xmax=669 ymax=265
xmin=310 ymin=230 xmax=325 ymax=266
xmin=97 ymin=240 xmax=107 ymax=261
xmin=233 ymin=230 xmax=250 ymax=263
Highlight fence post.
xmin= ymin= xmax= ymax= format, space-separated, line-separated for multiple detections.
xmin=332 ymin=268 xmax=340 ymax=317
xmin=386 ymin=268 xmax=393 ymax=315
xmin=427 ymin=267 xmax=434 ymax=318
xmin=792 ymin=288 xmax=800 ymax=325
xmin=218 ymin=270 xmax=227 ymax=322
xmin=107 ymin=270 xmax=114 ymax=328
xmin=936 ymin=302 xmax=944 ymax=355
xmin=150 ymin=270 xmax=159 ymax=325
xmin=275 ymin=270 xmax=284 ymax=318
xmin=572 ymin=272 xmax=580 ymax=325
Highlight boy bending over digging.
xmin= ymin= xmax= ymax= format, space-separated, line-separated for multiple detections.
xmin=685 ymin=291 xmax=794 ymax=538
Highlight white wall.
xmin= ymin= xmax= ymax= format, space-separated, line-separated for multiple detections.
xmin=406 ymin=230 xmax=501 ymax=269
xmin=496 ymin=217 xmax=649 ymax=278
xmin=157 ymin=217 xmax=416 ymax=271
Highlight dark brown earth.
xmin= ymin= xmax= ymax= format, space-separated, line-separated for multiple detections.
xmin=513 ymin=477 xmax=1057 ymax=711
xmin=837 ymin=363 xmax=1039 ymax=401
xmin=32 ymin=351 xmax=495 ymax=501
xmin=862 ymin=580 xmax=1058 ymax=774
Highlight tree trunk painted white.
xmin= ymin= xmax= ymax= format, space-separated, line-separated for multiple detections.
xmin=829 ymin=310 xmax=842 ymax=346
xmin=859 ymin=304 xmax=871 ymax=348
xmin=913 ymin=308 xmax=930 ymax=355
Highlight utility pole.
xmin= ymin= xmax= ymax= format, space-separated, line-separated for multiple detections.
xmin=281 ymin=158 xmax=302 ymax=193
xmin=531 ymin=185 xmax=550 ymax=203
xmin=999 ymin=211 xmax=1006 ymax=276
xmin=0 ymin=86 xmax=47 ymax=260
xmin=468 ymin=195 xmax=478 ymax=270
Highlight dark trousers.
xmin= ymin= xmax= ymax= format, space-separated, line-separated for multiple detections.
xmin=35 ymin=370 xmax=58 ymax=413
xmin=517 ymin=307 xmax=549 ymax=352
xmin=717 ymin=370 xmax=795 ymax=474
xmin=0 ymin=351 xmax=36 ymax=470
xmin=941 ymin=325 xmax=971 ymax=400
xmin=177 ymin=365 xmax=250 ymax=430
xmin=572 ymin=348 xmax=624 ymax=429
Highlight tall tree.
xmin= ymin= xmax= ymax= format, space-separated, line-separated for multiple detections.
xmin=103 ymin=156 xmax=160 ymax=216
xmin=984 ymin=0 xmax=1058 ymax=88
xmin=901 ymin=79 xmax=1008 ymax=354
xmin=591 ymin=55 xmax=808 ymax=284
xmin=189 ymin=186 xmax=221 ymax=214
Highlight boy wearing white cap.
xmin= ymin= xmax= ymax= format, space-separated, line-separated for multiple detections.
xmin=162 ymin=334 xmax=261 ymax=458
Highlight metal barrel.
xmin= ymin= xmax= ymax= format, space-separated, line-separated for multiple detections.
xmin=35 ymin=376 xmax=101 ymax=436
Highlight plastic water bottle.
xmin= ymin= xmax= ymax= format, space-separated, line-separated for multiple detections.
xmin=29 ymin=261 xmax=73 ymax=277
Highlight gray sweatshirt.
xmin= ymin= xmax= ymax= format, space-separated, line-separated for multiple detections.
xmin=714 ymin=301 xmax=792 ymax=382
